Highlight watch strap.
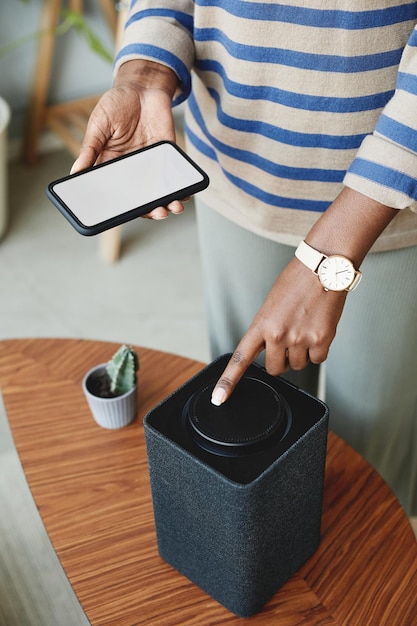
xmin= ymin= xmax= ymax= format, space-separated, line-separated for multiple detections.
xmin=295 ymin=240 xmax=326 ymax=273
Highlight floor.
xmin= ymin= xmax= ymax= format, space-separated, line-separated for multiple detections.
xmin=0 ymin=147 xmax=416 ymax=625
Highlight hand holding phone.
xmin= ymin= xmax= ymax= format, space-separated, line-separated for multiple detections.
xmin=46 ymin=141 xmax=209 ymax=236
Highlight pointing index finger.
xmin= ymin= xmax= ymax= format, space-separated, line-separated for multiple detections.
xmin=211 ymin=349 xmax=255 ymax=406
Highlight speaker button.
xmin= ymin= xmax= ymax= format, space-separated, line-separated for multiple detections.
xmin=185 ymin=377 xmax=288 ymax=456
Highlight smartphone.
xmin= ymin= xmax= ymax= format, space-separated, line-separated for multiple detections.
xmin=46 ymin=141 xmax=209 ymax=236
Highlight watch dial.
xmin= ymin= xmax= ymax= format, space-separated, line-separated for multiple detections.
xmin=318 ymin=256 xmax=355 ymax=291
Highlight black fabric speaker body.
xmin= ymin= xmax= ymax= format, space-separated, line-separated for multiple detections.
xmin=144 ymin=355 xmax=329 ymax=617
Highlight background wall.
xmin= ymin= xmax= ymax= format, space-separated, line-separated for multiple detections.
xmin=0 ymin=0 xmax=114 ymax=142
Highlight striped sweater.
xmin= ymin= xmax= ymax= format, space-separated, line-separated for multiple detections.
xmin=116 ymin=1 xmax=417 ymax=251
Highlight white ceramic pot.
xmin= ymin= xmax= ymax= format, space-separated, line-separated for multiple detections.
xmin=82 ymin=364 xmax=138 ymax=429
xmin=0 ymin=96 xmax=10 ymax=240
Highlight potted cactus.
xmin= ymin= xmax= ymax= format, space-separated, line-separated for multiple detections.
xmin=82 ymin=345 xmax=139 ymax=429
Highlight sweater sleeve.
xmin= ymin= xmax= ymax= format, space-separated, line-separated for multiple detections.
xmin=344 ymin=25 xmax=417 ymax=212
xmin=114 ymin=1 xmax=195 ymax=106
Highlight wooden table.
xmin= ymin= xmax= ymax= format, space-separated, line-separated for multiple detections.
xmin=0 ymin=338 xmax=416 ymax=625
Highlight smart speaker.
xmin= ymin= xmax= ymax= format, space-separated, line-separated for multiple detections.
xmin=144 ymin=355 xmax=329 ymax=617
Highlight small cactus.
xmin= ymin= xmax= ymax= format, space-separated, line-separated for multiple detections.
xmin=106 ymin=345 xmax=139 ymax=396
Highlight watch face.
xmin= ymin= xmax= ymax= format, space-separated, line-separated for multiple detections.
xmin=317 ymin=255 xmax=355 ymax=291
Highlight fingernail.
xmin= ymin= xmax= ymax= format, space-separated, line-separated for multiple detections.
xmin=211 ymin=387 xmax=226 ymax=406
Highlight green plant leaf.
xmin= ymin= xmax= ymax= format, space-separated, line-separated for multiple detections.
xmin=0 ymin=6 xmax=113 ymax=64
xmin=60 ymin=10 xmax=113 ymax=63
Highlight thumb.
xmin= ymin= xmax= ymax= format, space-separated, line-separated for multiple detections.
xmin=70 ymin=145 xmax=101 ymax=175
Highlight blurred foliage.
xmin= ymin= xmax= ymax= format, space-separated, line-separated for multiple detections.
xmin=0 ymin=3 xmax=113 ymax=62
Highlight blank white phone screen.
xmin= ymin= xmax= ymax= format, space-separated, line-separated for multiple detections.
xmin=52 ymin=143 xmax=205 ymax=226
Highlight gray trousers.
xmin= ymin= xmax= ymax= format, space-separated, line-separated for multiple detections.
xmin=196 ymin=200 xmax=417 ymax=516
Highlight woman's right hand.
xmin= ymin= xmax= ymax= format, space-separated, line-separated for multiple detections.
xmin=71 ymin=60 xmax=183 ymax=219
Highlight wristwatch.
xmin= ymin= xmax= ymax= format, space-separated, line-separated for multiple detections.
xmin=295 ymin=240 xmax=362 ymax=292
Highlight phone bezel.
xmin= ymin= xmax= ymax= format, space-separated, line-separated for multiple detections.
xmin=46 ymin=141 xmax=210 ymax=236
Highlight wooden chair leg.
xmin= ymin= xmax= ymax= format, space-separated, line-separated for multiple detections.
xmin=22 ymin=0 xmax=62 ymax=165
xmin=99 ymin=226 xmax=122 ymax=263
xmin=99 ymin=0 xmax=118 ymax=38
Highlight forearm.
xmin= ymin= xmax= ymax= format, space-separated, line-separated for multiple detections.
xmin=305 ymin=187 xmax=399 ymax=267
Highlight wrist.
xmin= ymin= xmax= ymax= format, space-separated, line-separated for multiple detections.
xmin=114 ymin=59 xmax=178 ymax=99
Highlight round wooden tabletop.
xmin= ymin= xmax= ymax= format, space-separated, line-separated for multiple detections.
xmin=0 ymin=338 xmax=416 ymax=625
